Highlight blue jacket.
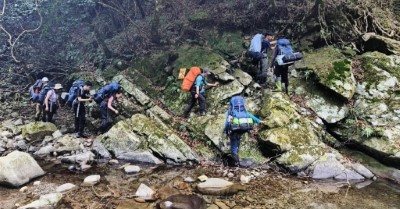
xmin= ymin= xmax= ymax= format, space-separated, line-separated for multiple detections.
xmin=223 ymin=111 xmax=261 ymax=133
xmin=194 ymin=75 xmax=208 ymax=94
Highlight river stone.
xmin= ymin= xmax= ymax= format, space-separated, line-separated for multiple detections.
xmin=350 ymin=163 xmax=374 ymax=179
xmin=56 ymin=135 xmax=82 ymax=152
xmin=61 ymin=151 xmax=95 ymax=164
xmin=91 ymin=139 xmax=111 ymax=159
xmin=124 ymin=165 xmax=141 ymax=174
xmin=232 ymin=69 xmax=253 ymax=86
xmin=21 ymin=122 xmax=57 ymax=141
xmin=99 ymin=114 xmax=198 ymax=164
xmin=52 ymin=130 xmax=62 ymax=139
xmin=158 ymin=194 xmax=206 ymax=209
xmin=113 ymin=75 xmax=151 ymax=106
xmin=18 ymin=193 xmax=63 ymax=209
xmin=334 ymin=169 xmax=365 ymax=181
xmin=197 ymin=178 xmax=233 ymax=195
xmin=82 ymin=175 xmax=100 ymax=186
xmin=135 ymin=183 xmax=155 ymax=199
xmin=1 ymin=131 xmax=13 ymax=138
xmin=308 ymin=156 xmax=345 ymax=179
xmin=2 ymin=119 xmax=22 ymax=135
xmin=117 ymin=151 xmax=163 ymax=164
xmin=14 ymin=119 xmax=23 ymax=126
xmin=0 ymin=151 xmax=45 ymax=187
xmin=276 ymin=145 xmax=325 ymax=173
xmin=34 ymin=145 xmax=56 ymax=156
xmin=56 ymin=183 xmax=76 ymax=193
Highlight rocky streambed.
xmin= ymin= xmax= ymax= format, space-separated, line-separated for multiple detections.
xmin=0 ymin=160 xmax=400 ymax=209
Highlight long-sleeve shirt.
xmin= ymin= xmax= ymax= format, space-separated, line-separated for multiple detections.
xmin=249 ymin=34 xmax=271 ymax=53
xmin=223 ymin=110 xmax=261 ymax=133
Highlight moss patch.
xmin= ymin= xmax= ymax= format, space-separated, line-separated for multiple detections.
xmin=206 ymin=31 xmax=244 ymax=56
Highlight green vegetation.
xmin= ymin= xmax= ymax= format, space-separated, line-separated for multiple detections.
xmin=189 ymin=12 xmax=209 ymax=21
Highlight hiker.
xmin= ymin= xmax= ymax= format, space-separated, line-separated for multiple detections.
xmin=43 ymin=83 xmax=63 ymax=123
xmin=99 ymin=89 xmax=123 ymax=134
xmin=30 ymin=77 xmax=49 ymax=121
xmin=73 ymin=81 xmax=93 ymax=138
xmin=270 ymin=38 xmax=303 ymax=94
xmin=224 ymin=95 xmax=264 ymax=166
xmin=183 ymin=67 xmax=219 ymax=117
xmin=247 ymin=32 xmax=274 ymax=84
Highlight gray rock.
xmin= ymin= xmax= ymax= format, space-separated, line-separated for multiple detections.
xmin=11 ymin=112 xmax=18 ymax=118
xmin=61 ymin=151 xmax=95 ymax=164
xmin=197 ymin=178 xmax=235 ymax=195
xmin=113 ymin=75 xmax=151 ymax=106
xmin=52 ymin=130 xmax=63 ymax=139
xmin=334 ymin=169 xmax=365 ymax=181
xmin=124 ymin=165 xmax=141 ymax=174
xmin=1 ymin=131 xmax=13 ymax=138
xmin=117 ymin=151 xmax=163 ymax=164
xmin=14 ymin=119 xmax=23 ymax=126
xmin=18 ymin=193 xmax=63 ymax=209
xmin=56 ymin=183 xmax=76 ymax=193
xmin=309 ymin=157 xmax=345 ymax=179
xmin=216 ymin=72 xmax=235 ymax=82
xmin=91 ymin=139 xmax=111 ymax=159
xmin=21 ymin=122 xmax=57 ymax=141
xmin=0 ymin=151 xmax=45 ymax=187
xmin=355 ymin=180 xmax=374 ymax=189
xmin=306 ymin=95 xmax=349 ymax=124
xmin=232 ymin=69 xmax=253 ymax=86
xmin=350 ymin=163 xmax=375 ymax=179
xmin=82 ymin=175 xmax=100 ymax=186
xmin=16 ymin=140 xmax=28 ymax=150
xmin=56 ymin=135 xmax=82 ymax=152
xmin=34 ymin=145 xmax=56 ymax=156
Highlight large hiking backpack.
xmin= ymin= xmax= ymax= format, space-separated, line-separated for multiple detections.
xmin=181 ymin=66 xmax=202 ymax=92
xmin=93 ymin=82 xmax=120 ymax=104
xmin=228 ymin=96 xmax=254 ymax=132
xmin=66 ymin=80 xmax=85 ymax=106
xmin=275 ymin=39 xmax=303 ymax=66
xmin=29 ymin=79 xmax=43 ymax=102
xmin=38 ymin=83 xmax=53 ymax=104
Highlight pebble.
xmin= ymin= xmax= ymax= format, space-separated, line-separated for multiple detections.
xmin=19 ymin=186 xmax=28 ymax=192
xmin=184 ymin=177 xmax=196 ymax=183
xmin=240 ymin=175 xmax=251 ymax=184
xmin=82 ymin=175 xmax=100 ymax=186
xmin=56 ymin=183 xmax=76 ymax=193
xmin=124 ymin=165 xmax=141 ymax=174
xmin=33 ymin=181 xmax=41 ymax=186
xmin=198 ymin=175 xmax=208 ymax=182
xmin=227 ymin=172 xmax=234 ymax=178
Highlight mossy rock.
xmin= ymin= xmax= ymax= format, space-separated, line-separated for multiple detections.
xmin=260 ymin=93 xmax=301 ymax=128
xmin=189 ymin=12 xmax=209 ymax=22
xmin=21 ymin=122 xmax=57 ymax=141
xmin=130 ymin=51 xmax=170 ymax=86
xmin=208 ymin=79 xmax=244 ymax=111
xmin=173 ymin=45 xmax=225 ymax=76
xmin=163 ymin=77 xmax=190 ymax=115
xmin=206 ymin=31 xmax=244 ymax=57
xmin=363 ymin=34 xmax=400 ymax=55
xmin=276 ymin=145 xmax=326 ymax=173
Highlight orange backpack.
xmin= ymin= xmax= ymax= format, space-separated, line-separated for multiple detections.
xmin=181 ymin=66 xmax=202 ymax=92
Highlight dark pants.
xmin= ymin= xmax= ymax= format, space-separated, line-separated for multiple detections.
xmin=184 ymin=92 xmax=206 ymax=116
xmin=74 ymin=103 xmax=86 ymax=135
xmin=248 ymin=51 xmax=268 ymax=84
xmin=42 ymin=102 xmax=57 ymax=123
xmin=100 ymin=101 xmax=110 ymax=133
xmin=274 ymin=64 xmax=289 ymax=94
xmin=229 ymin=131 xmax=246 ymax=165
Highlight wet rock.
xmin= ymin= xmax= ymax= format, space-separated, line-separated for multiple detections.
xmin=117 ymin=151 xmax=163 ymax=164
xmin=56 ymin=183 xmax=76 ymax=193
xmin=197 ymin=178 xmax=239 ymax=195
xmin=308 ymin=156 xmax=345 ymax=179
xmin=21 ymin=122 xmax=57 ymax=141
xmin=91 ymin=139 xmax=111 ymax=159
xmin=350 ymin=163 xmax=374 ymax=179
xmin=0 ymin=151 xmax=45 ymax=187
xmin=61 ymin=151 xmax=95 ymax=164
xmin=82 ymin=175 xmax=100 ymax=186
xmin=158 ymin=194 xmax=206 ymax=209
xmin=334 ymin=169 xmax=365 ymax=181
xmin=124 ymin=165 xmax=141 ymax=174
xmin=135 ymin=183 xmax=155 ymax=200
xmin=18 ymin=193 xmax=63 ymax=209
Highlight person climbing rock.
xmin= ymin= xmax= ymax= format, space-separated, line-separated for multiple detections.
xmin=247 ymin=32 xmax=275 ymax=85
xmin=183 ymin=67 xmax=219 ymax=117
xmin=224 ymin=95 xmax=264 ymax=167
xmin=29 ymin=77 xmax=49 ymax=121
xmin=73 ymin=81 xmax=92 ymax=138
xmin=99 ymin=89 xmax=123 ymax=134
xmin=43 ymin=83 xmax=63 ymax=123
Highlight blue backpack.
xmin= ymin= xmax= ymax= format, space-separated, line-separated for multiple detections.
xmin=93 ymin=82 xmax=120 ymax=104
xmin=29 ymin=79 xmax=43 ymax=103
xmin=66 ymin=80 xmax=85 ymax=106
xmin=228 ymin=96 xmax=254 ymax=132
xmin=37 ymin=83 xmax=53 ymax=104
xmin=275 ymin=39 xmax=303 ymax=66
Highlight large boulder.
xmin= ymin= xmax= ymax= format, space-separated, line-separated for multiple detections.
xmin=332 ymin=52 xmax=400 ymax=169
xmin=259 ymin=92 xmax=340 ymax=173
xmin=0 ymin=151 xmax=45 ymax=187
xmin=362 ymin=33 xmax=400 ymax=55
xmin=21 ymin=122 xmax=57 ymax=141
xmin=297 ymin=47 xmax=356 ymax=100
xmin=113 ymin=75 xmax=152 ymax=107
xmin=98 ymin=114 xmax=198 ymax=164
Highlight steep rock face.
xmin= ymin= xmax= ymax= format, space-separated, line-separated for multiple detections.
xmin=332 ymin=52 xmax=400 ymax=168
xmin=98 ymin=114 xmax=198 ymax=164
xmin=297 ymin=47 xmax=356 ymax=100
xmin=259 ymin=93 xmax=339 ymax=173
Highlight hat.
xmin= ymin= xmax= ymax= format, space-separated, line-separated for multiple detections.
xmin=202 ymin=67 xmax=211 ymax=75
xmin=42 ymin=77 xmax=49 ymax=82
xmin=54 ymin=83 xmax=63 ymax=90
